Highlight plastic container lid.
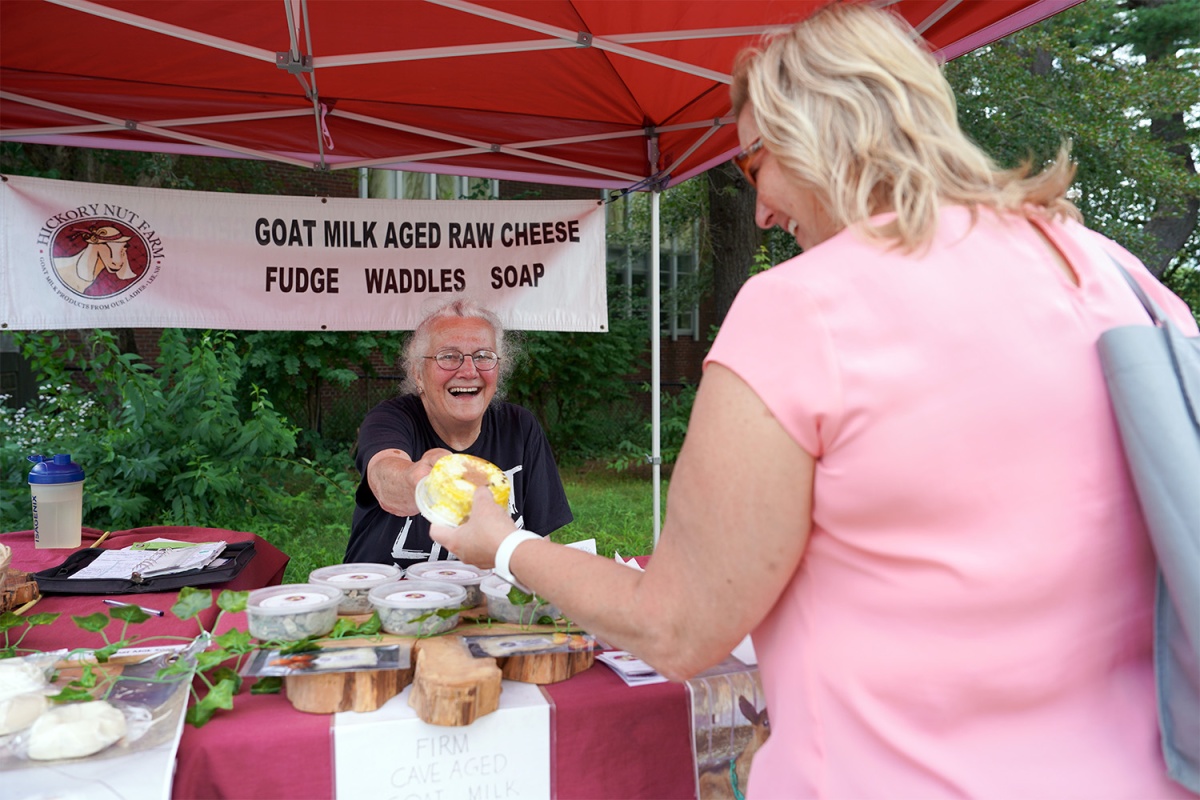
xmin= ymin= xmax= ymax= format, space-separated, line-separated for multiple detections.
xmin=481 ymin=574 xmax=521 ymax=599
xmin=248 ymin=583 xmax=342 ymax=614
xmin=27 ymin=454 xmax=85 ymax=485
xmin=414 ymin=477 xmax=460 ymax=527
xmin=369 ymin=580 xmax=467 ymax=608
xmin=309 ymin=563 xmax=402 ymax=589
xmin=404 ymin=561 xmax=490 ymax=586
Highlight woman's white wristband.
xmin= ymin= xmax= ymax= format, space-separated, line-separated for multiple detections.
xmin=494 ymin=530 xmax=541 ymax=591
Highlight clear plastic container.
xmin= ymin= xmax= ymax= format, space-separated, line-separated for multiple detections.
xmin=368 ymin=580 xmax=468 ymax=636
xmin=246 ymin=584 xmax=342 ymax=641
xmin=480 ymin=574 xmax=560 ymax=626
xmin=308 ymin=563 xmax=403 ymax=614
xmin=404 ymin=562 xmax=491 ymax=608
xmin=413 ymin=454 xmax=511 ymax=528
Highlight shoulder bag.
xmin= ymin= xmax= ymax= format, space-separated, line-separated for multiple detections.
xmin=1097 ymin=257 xmax=1200 ymax=794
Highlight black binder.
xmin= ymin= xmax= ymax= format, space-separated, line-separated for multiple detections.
xmin=32 ymin=541 xmax=257 ymax=595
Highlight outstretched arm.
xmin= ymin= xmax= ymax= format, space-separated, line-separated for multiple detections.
xmin=366 ymin=447 xmax=452 ymax=517
xmin=431 ymin=364 xmax=815 ymax=681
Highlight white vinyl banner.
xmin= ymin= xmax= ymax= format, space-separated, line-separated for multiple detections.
xmin=0 ymin=174 xmax=607 ymax=332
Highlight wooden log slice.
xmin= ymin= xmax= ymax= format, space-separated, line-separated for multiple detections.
xmin=408 ymin=636 xmax=502 ymax=726
xmin=285 ymin=665 xmax=414 ymax=714
xmin=1 ymin=570 xmax=41 ymax=614
xmin=499 ymin=648 xmax=595 ymax=684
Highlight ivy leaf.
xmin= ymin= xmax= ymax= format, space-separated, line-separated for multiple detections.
xmin=50 ymin=685 xmax=95 ymax=703
xmin=0 ymin=612 xmax=25 ymax=633
xmin=328 ymin=613 xmax=382 ymax=638
xmin=93 ymin=641 xmax=126 ymax=663
xmin=172 ymin=587 xmax=213 ymax=620
xmin=205 ymin=675 xmax=238 ymax=711
xmin=72 ymin=613 xmax=111 ymax=633
xmin=209 ymin=666 xmax=243 ymax=696
xmin=215 ymin=628 xmax=254 ymax=654
xmin=507 ymin=586 xmax=534 ymax=605
xmin=195 ymin=650 xmax=230 ymax=673
xmin=157 ymin=659 xmax=195 ymax=679
xmin=328 ymin=618 xmax=361 ymax=639
xmin=357 ymin=612 xmax=381 ymax=635
xmin=186 ymin=700 xmax=217 ymax=727
xmin=278 ymin=638 xmax=320 ymax=656
xmin=107 ymin=604 xmax=151 ymax=624
xmin=251 ymin=676 xmax=283 ymax=695
xmin=74 ymin=662 xmax=98 ymax=688
xmin=24 ymin=612 xmax=62 ymax=627
xmin=216 ymin=590 xmax=249 ymax=614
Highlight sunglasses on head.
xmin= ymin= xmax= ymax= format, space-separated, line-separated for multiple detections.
xmin=733 ymin=138 xmax=765 ymax=188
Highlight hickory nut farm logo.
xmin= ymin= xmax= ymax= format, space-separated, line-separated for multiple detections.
xmin=39 ymin=208 xmax=164 ymax=306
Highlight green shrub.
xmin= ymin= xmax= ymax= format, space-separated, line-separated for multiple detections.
xmin=608 ymin=382 xmax=696 ymax=472
xmin=0 ymin=330 xmax=298 ymax=532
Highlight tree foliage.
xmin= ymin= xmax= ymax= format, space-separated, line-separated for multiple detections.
xmin=505 ymin=282 xmax=649 ymax=460
xmin=239 ymin=330 xmax=406 ymax=440
xmin=946 ymin=0 xmax=1200 ymax=286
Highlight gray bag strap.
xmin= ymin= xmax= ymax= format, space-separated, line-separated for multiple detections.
xmin=1108 ymin=255 xmax=1166 ymax=326
xmin=1106 ymin=254 xmax=1200 ymax=430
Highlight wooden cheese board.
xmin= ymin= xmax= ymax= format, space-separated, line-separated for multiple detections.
xmin=282 ymin=605 xmax=595 ymax=726
xmin=1 ymin=568 xmax=41 ymax=615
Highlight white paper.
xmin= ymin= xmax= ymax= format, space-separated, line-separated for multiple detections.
xmin=564 ymin=538 xmax=597 ymax=554
xmin=597 ymin=650 xmax=669 ymax=686
xmin=614 ymin=552 xmax=645 ymax=571
xmin=333 ymin=681 xmax=551 ymax=800
xmin=69 ymin=542 xmax=226 ymax=581
xmin=731 ymin=635 xmax=758 ymax=666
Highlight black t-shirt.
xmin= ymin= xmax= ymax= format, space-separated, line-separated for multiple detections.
xmin=347 ymin=394 xmax=573 ymax=569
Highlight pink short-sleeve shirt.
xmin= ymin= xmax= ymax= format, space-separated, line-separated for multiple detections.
xmin=705 ymin=207 xmax=1197 ymax=799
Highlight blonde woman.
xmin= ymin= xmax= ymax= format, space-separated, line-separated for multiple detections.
xmin=433 ymin=4 xmax=1197 ymax=797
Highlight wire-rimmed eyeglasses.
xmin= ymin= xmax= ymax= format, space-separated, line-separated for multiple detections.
xmin=733 ymin=138 xmax=765 ymax=189
xmin=423 ymin=349 xmax=500 ymax=371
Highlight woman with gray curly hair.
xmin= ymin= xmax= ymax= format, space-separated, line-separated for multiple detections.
xmin=347 ymin=298 xmax=571 ymax=569
xmin=430 ymin=4 xmax=1197 ymax=798
xmin=395 ymin=300 xmax=520 ymax=398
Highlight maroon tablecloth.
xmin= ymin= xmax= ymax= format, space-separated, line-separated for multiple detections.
xmin=545 ymin=662 xmax=696 ymax=799
xmin=5 ymin=533 xmax=696 ymax=799
xmin=171 ymin=654 xmax=696 ymax=800
xmin=2 ymin=525 xmax=289 ymax=652
xmin=174 ymin=689 xmax=337 ymax=799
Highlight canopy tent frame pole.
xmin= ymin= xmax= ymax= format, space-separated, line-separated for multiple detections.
xmin=651 ymin=188 xmax=663 ymax=547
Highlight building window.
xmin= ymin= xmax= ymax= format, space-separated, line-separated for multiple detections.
xmin=383 ymin=171 xmax=499 ymax=200
xmin=604 ymin=190 xmax=702 ymax=341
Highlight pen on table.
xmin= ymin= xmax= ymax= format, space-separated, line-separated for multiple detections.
xmin=90 ymin=530 xmax=111 ymax=548
xmin=103 ymin=599 xmax=165 ymax=617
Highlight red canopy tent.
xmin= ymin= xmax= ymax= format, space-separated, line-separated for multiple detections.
xmin=0 ymin=0 xmax=1084 ymax=537
xmin=1 ymin=0 xmax=1082 ymax=191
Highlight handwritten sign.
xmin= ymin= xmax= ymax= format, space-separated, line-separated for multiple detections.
xmin=333 ymin=681 xmax=550 ymax=800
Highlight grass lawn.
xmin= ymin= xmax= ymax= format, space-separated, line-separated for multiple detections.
xmin=260 ymin=462 xmax=663 ymax=584
xmin=553 ymin=462 xmax=661 ymax=558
